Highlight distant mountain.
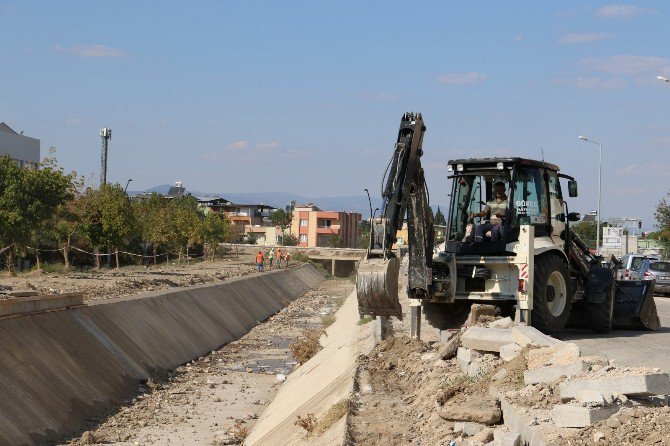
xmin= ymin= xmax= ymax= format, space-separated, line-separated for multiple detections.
xmin=131 ymin=187 xmax=446 ymax=217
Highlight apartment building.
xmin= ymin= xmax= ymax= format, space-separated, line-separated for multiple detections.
xmin=290 ymin=204 xmax=361 ymax=248
xmin=199 ymin=197 xmax=276 ymax=241
xmin=0 ymin=122 xmax=40 ymax=168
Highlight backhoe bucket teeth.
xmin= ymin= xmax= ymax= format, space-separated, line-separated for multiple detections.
xmin=356 ymin=256 xmax=402 ymax=319
xmin=613 ymin=279 xmax=661 ymax=330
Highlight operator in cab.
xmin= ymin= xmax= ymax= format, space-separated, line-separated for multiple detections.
xmin=469 ymin=181 xmax=508 ymax=242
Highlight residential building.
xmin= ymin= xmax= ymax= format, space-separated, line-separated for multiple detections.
xmin=0 ymin=122 xmax=40 ymax=168
xmin=199 ymin=197 xmax=276 ymax=241
xmin=290 ymin=204 xmax=361 ymax=248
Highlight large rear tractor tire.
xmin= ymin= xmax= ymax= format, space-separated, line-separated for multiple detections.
xmin=532 ymin=254 xmax=572 ymax=334
xmin=423 ymin=301 xmax=472 ymax=330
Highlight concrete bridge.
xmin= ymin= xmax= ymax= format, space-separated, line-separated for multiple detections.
xmin=223 ymin=244 xmax=366 ymax=277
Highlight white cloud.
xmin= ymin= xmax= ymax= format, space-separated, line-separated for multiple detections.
xmin=512 ymin=34 xmax=524 ymax=42
xmin=558 ymin=33 xmax=610 ymax=44
xmin=550 ymin=77 xmax=622 ymax=90
xmin=54 ymin=44 xmax=130 ymax=58
xmin=596 ymin=4 xmax=655 ymax=18
xmin=436 ymin=72 xmax=487 ymax=85
xmin=226 ymin=140 xmax=250 ymax=150
xmin=361 ymin=91 xmax=398 ymax=102
xmin=580 ymin=55 xmax=670 ymax=75
xmin=66 ymin=118 xmax=83 ymax=126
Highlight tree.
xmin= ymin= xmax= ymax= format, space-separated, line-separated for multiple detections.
xmin=0 ymin=156 xmax=77 ymax=272
xmin=79 ymin=184 xmax=136 ymax=268
xmin=133 ymin=193 xmax=172 ymax=265
xmin=323 ymin=234 xmax=343 ymax=248
xmin=202 ymin=212 xmax=231 ymax=260
xmin=166 ymin=195 xmax=204 ymax=263
xmin=279 ymin=233 xmax=299 ymax=246
xmin=570 ymin=220 xmax=607 ymax=250
xmin=654 ymin=192 xmax=670 ymax=254
xmin=270 ymin=209 xmax=293 ymax=239
xmin=434 ymin=206 xmax=447 ymax=226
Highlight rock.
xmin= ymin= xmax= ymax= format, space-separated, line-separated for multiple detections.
xmin=492 ymin=369 xmax=508 ymax=382
xmin=466 ymin=304 xmax=497 ymax=325
xmin=471 ymin=427 xmax=495 ymax=443
xmin=439 ymin=401 xmax=502 ymax=425
xmin=593 ymin=431 xmax=606 ymax=442
xmin=437 ymin=331 xmax=463 ymax=359
xmin=80 ymin=431 xmax=96 ymax=444
xmin=276 ymin=374 xmax=286 ymax=382
xmin=511 ymin=325 xmax=560 ymax=348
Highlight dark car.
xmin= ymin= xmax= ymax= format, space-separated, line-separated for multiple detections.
xmin=637 ymin=259 xmax=670 ymax=296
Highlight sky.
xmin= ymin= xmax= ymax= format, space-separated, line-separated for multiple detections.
xmin=1 ymin=1 xmax=669 ymax=230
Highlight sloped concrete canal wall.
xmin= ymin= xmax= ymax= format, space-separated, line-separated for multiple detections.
xmin=0 ymin=265 xmax=324 ymax=446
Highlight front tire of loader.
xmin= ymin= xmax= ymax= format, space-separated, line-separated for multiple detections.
xmin=532 ymin=254 xmax=572 ymax=334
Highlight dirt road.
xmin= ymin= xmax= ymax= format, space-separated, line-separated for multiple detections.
xmin=1 ymin=256 xmax=258 ymax=302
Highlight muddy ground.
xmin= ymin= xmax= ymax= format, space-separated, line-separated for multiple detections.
xmin=54 ymin=275 xmax=354 ymax=446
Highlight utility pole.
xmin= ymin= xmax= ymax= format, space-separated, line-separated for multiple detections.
xmin=99 ymin=128 xmax=112 ymax=187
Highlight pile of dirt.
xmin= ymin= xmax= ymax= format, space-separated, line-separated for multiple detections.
xmin=349 ymin=334 xmax=502 ymax=446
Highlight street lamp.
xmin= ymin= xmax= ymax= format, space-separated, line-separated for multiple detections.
xmin=124 ymin=178 xmax=133 ymax=194
xmin=658 ymin=75 xmax=670 ymax=83
xmin=578 ymin=136 xmax=603 ymax=256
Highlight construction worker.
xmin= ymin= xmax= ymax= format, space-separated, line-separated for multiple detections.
xmin=276 ymin=249 xmax=282 ymax=269
xmin=255 ymin=250 xmax=264 ymax=272
xmin=285 ymin=251 xmax=291 ymax=267
xmin=269 ymin=248 xmax=275 ymax=270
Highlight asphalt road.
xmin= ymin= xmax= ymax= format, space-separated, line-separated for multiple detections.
xmin=561 ymin=297 xmax=670 ymax=373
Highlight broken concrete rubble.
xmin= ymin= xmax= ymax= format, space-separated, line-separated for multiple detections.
xmin=551 ymin=402 xmax=621 ymax=428
xmin=523 ymin=358 xmax=609 ymax=385
xmin=511 ymin=325 xmax=561 ymax=348
xmin=461 ymin=327 xmax=514 ymax=353
xmin=559 ymin=372 xmax=670 ymax=399
xmin=499 ymin=343 xmax=522 ymax=362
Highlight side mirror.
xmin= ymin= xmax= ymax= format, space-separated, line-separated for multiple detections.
xmin=568 ymin=180 xmax=578 ymax=197
xmin=567 ymin=212 xmax=581 ymax=222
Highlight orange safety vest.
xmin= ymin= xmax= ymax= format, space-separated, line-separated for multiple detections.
xmin=256 ymin=253 xmax=264 ymax=263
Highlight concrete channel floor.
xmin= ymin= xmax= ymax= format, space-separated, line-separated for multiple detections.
xmin=561 ymin=297 xmax=670 ymax=373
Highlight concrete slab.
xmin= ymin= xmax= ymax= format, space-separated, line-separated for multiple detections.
xmin=524 ymin=359 xmax=608 ymax=385
xmin=500 ymin=343 xmax=522 ymax=362
xmin=498 ymin=395 xmax=571 ymax=446
xmin=511 ymin=326 xmax=561 ymax=348
xmin=245 ymin=290 xmax=375 ymax=446
xmin=551 ymin=403 xmax=620 ymax=428
xmin=461 ymin=327 xmax=514 ymax=353
xmin=0 ymin=292 xmax=83 ymax=318
xmin=559 ymin=373 xmax=670 ymax=399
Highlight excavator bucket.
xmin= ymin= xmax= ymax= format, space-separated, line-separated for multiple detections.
xmin=613 ymin=279 xmax=661 ymax=330
xmin=356 ymin=256 xmax=403 ymax=319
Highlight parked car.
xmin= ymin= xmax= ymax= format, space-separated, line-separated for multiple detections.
xmin=635 ymin=259 xmax=670 ymax=296
xmin=618 ymin=254 xmax=660 ymax=280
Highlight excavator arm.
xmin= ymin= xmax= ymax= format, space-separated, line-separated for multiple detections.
xmin=356 ymin=113 xmax=434 ymax=318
